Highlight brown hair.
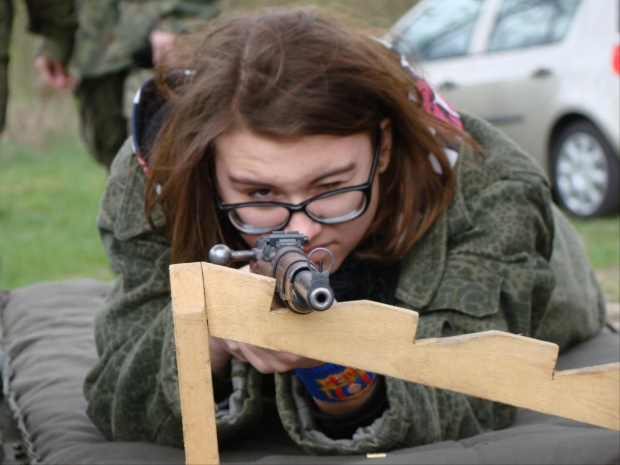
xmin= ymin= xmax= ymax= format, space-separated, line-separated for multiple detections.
xmin=145 ymin=7 xmax=466 ymax=264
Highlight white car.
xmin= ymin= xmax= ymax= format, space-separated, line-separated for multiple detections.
xmin=388 ymin=0 xmax=619 ymax=218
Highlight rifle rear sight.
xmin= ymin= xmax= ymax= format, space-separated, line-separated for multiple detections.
xmin=208 ymin=231 xmax=335 ymax=314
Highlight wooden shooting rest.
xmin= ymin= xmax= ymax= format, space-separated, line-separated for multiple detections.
xmin=170 ymin=262 xmax=620 ymax=465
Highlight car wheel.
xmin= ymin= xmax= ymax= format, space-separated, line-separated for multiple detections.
xmin=550 ymin=121 xmax=619 ymax=218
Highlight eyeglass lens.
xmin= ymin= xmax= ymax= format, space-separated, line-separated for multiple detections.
xmin=228 ymin=190 xmax=368 ymax=233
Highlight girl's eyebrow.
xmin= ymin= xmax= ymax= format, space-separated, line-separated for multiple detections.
xmin=309 ymin=163 xmax=356 ymax=184
xmin=228 ymin=176 xmax=277 ymax=188
xmin=228 ymin=163 xmax=356 ymax=187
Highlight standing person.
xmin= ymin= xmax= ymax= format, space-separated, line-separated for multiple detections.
xmin=33 ymin=0 xmax=221 ymax=169
xmin=0 ymin=0 xmax=12 ymax=135
xmin=0 ymin=0 xmax=77 ymax=136
xmin=84 ymin=7 xmax=606 ymax=453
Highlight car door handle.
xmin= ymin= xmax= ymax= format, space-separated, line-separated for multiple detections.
xmin=439 ymin=81 xmax=458 ymax=91
xmin=531 ymin=68 xmax=553 ymax=79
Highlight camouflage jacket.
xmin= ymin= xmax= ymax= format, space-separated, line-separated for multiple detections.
xmin=36 ymin=0 xmax=221 ymax=76
xmin=83 ymin=113 xmax=605 ymax=454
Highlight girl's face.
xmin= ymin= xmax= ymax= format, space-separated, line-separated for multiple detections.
xmin=214 ymin=126 xmax=391 ymax=272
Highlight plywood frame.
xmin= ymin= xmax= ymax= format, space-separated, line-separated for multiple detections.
xmin=171 ymin=262 xmax=620 ymax=465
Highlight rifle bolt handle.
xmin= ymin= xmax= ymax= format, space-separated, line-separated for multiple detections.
xmin=209 ymin=244 xmax=232 ymax=266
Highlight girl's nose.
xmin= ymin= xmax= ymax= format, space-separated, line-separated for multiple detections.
xmin=284 ymin=211 xmax=322 ymax=242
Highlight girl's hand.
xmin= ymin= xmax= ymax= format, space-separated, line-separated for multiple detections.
xmin=211 ymin=336 xmax=323 ymax=374
xmin=208 ymin=263 xmax=323 ymax=374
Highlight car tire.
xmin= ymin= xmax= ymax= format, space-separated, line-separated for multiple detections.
xmin=550 ymin=121 xmax=619 ymax=219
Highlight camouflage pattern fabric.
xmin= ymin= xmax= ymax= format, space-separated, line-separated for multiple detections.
xmin=36 ymin=0 xmax=222 ymax=76
xmin=83 ymin=113 xmax=605 ymax=453
xmin=74 ymin=70 xmax=129 ymax=168
xmin=72 ymin=68 xmax=152 ymax=170
xmin=26 ymin=0 xmax=77 ymax=64
xmin=31 ymin=0 xmax=220 ymax=169
xmin=0 ymin=0 xmax=77 ymax=135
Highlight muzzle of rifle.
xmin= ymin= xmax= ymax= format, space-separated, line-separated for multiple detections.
xmin=271 ymin=246 xmax=334 ymax=313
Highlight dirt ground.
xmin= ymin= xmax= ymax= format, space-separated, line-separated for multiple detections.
xmin=595 ymin=267 xmax=619 ymax=330
xmin=597 ymin=267 xmax=620 ymax=302
xmin=607 ymin=302 xmax=619 ymax=331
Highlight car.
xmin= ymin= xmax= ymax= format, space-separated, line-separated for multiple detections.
xmin=387 ymin=0 xmax=619 ymax=218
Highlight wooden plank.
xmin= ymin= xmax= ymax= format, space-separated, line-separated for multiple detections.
xmin=201 ymin=262 xmax=620 ymax=431
xmin=170 ymin=263 xmax=220 ymax=465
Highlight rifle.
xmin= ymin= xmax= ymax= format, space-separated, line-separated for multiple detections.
xmin=208 ymin=231 xmax=335 ymax=314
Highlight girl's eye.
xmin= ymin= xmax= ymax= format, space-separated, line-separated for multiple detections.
xmin=249 ymin=188 xmax=273 ymax=200
xmin=320 ymin=182 xmax=342 ymax=191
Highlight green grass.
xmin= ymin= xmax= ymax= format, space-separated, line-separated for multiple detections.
xmin=0 ymin=1 xmax=114 ymax=288
xmin=570 ymin=217 xmax=620 ymax=269
xmin=570 ymin=216 xmax=620 ymax=302
xmin=0 ymin=133 xmax=115 ymax=288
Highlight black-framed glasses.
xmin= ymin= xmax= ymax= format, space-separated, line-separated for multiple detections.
xmin=214 ymin=127 xmax=382 ymax=235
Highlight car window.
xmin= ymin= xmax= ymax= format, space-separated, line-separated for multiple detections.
xmin=487 ymin=0 xmax=581 ymax=52
xmin=393 ymin=0 xmax=485 ymax=61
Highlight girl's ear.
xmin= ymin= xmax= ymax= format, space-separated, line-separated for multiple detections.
xmin=378 ymin=118 xmax=393 ymax=174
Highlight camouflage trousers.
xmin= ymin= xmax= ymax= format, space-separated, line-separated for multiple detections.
xmin=75 ymin=71 xmax=130 ymax=170
xmin=0 ymin=0 xmax=13 ymax=135
xmin=75 ymin=68 xmax=152 ymax=170
xmin=0 ymin=60 xmax=8 ymax=137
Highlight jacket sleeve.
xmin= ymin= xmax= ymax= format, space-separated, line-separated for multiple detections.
xmin=110 ymin=0 xmax=221 ymax=70
xmin=24 ymin=0 xmax=77 ymax=36
xmin=275 ymin=116 xmax=560 ymax=455
xmin=152 ymin=0 xmax=222 ymax=34
xmin=25 ymin=0 xmax=77 ymax=64
xmin=83 ymin=139 xmax=262 ymax=446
